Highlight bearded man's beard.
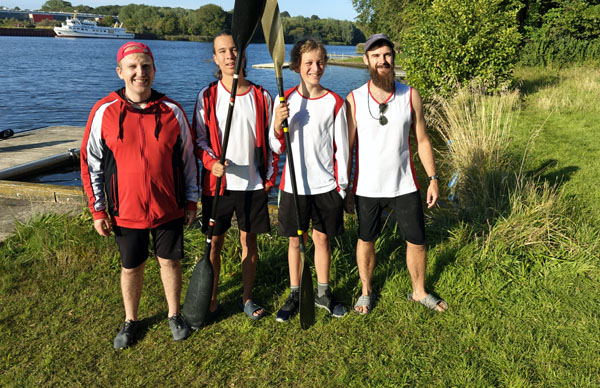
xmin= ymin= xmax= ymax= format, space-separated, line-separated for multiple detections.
xmin=369 ymin=63 xmax=395 ymax=93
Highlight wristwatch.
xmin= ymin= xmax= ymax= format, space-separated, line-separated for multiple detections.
xmin=428 ymin=174 xmax=439 ymax=181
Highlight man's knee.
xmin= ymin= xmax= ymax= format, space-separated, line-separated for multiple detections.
xmin=210 ymin=233 xmax=226 ymax=251
xmin=289 ymin=236 xmax=301 ymax=250
xmin=312 ymin=229 xmax=329 ymax=245
xmin=239 ymin=231 xmax=258 ymax=251
xmin=157 ymin=257 xmax=181 ymax=269
xmin=357 ymin=239 xmax=376 ymax=257
xmin=122 ymin=262 xmax=145 ymax=275
xmin=406 ymin=242 xmax=426 ymax=254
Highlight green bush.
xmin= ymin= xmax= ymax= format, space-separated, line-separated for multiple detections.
xmin=538 ymin=1 xmax=600 ymax=41
xmin=399 ymin=0 xmax=522 ymax=96
xmin=519 ymin=1 xmax=600 ymax=66
xmin=520 ymin=35 xmax=600 ymax=67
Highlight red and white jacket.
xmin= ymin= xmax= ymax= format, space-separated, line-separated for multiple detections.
xmin=81 ymin=88 xmax=199 ymax=229
xmin=193 ymin=80 xmax=279 ymax=195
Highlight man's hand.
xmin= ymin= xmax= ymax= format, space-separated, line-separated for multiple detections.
xmin=264 ymin=182 xmax=273 ymax=194
xmin=426 ymin=180 xmax=439 ymax=208
xmin=94 ymin=218 xmax=112 ymax=236
xmin=184 ymin=208 xmax=196 ymax=226
xmin=273 ymin=102 xmax=290 ymax=137
xmin=211 ymin=160 xmax=229 ymax=177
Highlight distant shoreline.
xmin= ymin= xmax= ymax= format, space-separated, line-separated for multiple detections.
xmin=0 ymin=27 xmax=155 ymax=40
xmin=0 ymin=27 xmax=54 ymax=37
xmin=0 ymin=29 xmax=361 ymax=46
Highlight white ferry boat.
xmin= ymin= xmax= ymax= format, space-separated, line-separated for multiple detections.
xmin=54 ymin=14 xmax=134 ymax=39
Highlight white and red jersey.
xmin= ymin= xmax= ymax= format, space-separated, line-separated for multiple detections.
xmin=350 ymin=81 xmax=419 ymax=198
xmin=269 ymin=86 xmax=349 ymax=198
xmin=194 ymin=80 xmax=278 ymax=194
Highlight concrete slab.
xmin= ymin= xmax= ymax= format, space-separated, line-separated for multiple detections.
xmin=0 ymin=126 xmax=84 ymax=179
xmin=0 ymin=180 xmax=86 ymax=242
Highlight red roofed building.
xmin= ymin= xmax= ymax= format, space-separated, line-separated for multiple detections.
xmin=29 ymin=13 xmax=55 ymax=23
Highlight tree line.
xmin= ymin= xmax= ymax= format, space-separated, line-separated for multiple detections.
xmin=29 ymin=0 xmax=365 ymax=45
xmin=353 ymin=0 xmax=600 ymax=95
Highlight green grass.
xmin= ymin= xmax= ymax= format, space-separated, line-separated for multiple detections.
xmin=513 ymin=66 xmax=600 ymax=222
xmin=2 ymin=66 xmax=600 ymax=387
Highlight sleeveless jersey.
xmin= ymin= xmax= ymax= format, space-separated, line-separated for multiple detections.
xmin=351 ymin=80 xmax=419 ymax=198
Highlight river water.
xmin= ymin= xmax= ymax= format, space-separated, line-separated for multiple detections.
xmin=0 ymin=36 xmax=370 ymax=186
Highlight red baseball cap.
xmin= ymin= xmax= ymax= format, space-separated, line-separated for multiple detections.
xmin=117 ymin=42 xmax=154 ymax=64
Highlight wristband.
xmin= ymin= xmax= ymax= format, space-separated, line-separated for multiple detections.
xmin=428 ymin=174 xmax=439 ymax=181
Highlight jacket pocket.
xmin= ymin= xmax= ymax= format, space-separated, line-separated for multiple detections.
xmin=106 ymin=173 xmax=120 ymax=216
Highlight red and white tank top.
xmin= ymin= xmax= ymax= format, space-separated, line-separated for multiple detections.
xmin=351 ymin=81 xmax=419 ymax=198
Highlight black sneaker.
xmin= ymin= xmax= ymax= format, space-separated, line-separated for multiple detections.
xmin=315 ymin=289 xmax=348 ymax=318
xmin=168 ymin=313 xmax=191 ymax=341
xmin=276 ymin=291 xmax=299 ymax=322
xmin=113 ymin=320 xmax=139 ymax=350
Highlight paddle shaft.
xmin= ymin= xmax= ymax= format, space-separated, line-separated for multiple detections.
xmin=276 ymin=77 xmax=315 ymax=330
xmin=203 ymin=59 xmax=244 ymax=250
xmin=183 ymin=0 xmax=267 ymax=329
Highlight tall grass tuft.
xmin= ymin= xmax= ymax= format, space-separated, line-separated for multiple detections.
xmin=482 ymin=178 xmax=598 ymax=270
xmin=429 ymin=87 xmax=520 ymax=220
xmin=429 ymin=85 xmax=598 ymax=270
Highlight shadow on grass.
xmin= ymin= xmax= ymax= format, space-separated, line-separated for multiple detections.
xmin=526 ymin=158 xmax=580 ymax=184
xmin=127 ymin=313 xmax=165 ymax=346
xmin=333 ymin=207 xmax=461 ymax=306
xmin=182 ymin=195 xmax=462 ymax=318
xmin=516 ymin=73 xmax=560 ymax=97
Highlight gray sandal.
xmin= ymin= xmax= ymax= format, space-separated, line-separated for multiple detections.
xmin=239 ymin=299 xmax=267 ymax=320
xmin=408 ymin=293 xmax=448 ymax=312
xmin=354 ymin=293 xmax=376 ymax=315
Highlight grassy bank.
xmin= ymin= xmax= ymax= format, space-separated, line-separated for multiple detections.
xmin=1 ymin=66 xmax=599 ymax=387
xmin=514 ymin=66 xmax=600 ymax=221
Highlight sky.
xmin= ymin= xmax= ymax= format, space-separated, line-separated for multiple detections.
xmin=2 ymin=0 xmax=359 ymax=21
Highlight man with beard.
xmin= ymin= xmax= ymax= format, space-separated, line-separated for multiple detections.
xmin=345 ymin=34 xmax=448 ymax=314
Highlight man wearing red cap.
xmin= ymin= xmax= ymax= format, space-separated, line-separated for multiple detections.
xmin=345 ymin=34 xmax=448 ymax=314
xmin=81 ymin=42 xmax=199 ymax=349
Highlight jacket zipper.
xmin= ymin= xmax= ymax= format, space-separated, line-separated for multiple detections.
xmin=138 ymin=112 xmax=152 ymax=225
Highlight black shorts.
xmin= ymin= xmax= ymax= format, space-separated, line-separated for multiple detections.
xmin=278 ymin=189 xmax=344 ymax=237
xmin=355 ymin=191 xmax=426 ymax=244
xmin=201 ymin=189 xmax=270 ymax=236
xmin=113 ymin=218 xmax=184 ymax=269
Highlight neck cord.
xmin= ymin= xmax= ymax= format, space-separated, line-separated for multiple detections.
xmin=367 ymin=83 xmax=394 ymax=122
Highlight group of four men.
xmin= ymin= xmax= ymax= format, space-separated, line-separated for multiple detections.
xmin=80 ymin=32 xmax=447 ymax=350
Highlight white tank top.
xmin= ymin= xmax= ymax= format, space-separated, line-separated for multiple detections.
xmin=351 ymin=81 xmax=418 ymax=198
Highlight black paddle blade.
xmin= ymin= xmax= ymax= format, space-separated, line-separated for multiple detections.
xmin=299 ymin=251 xmax=315 ymax=329
xmin=182 ymin=0 xmax=266 ymax=331
xmin=182 ymin=248 xmax=214 ymax=329
xmin=232 ymin=0 xmax=267 ymax=53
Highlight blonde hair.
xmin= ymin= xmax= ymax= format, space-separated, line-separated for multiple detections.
xmin=289 ymin=38 xmax=328 ymax=72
